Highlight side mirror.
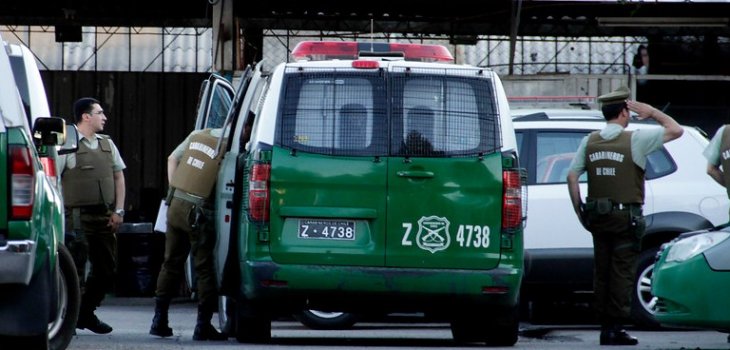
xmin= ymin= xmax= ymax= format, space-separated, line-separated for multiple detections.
xmin=58 ymin=122 xmax=79 ymax=155
xmin=32 ymin=117 xmax=66 ymax=147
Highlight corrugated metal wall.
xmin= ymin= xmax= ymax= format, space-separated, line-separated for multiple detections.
xmin=40 ymin=71 xmax=210 ymax=222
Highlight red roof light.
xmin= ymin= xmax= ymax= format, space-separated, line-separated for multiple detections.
xmin=291 ymin=41 xmax=454 ymax=63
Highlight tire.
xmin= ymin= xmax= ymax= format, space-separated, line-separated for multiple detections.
xmin=234 ymin=298 xmax=271 ymax=343
xmin=0 ymin=334 xmax=49 ymax=349
xmin=631 ymin=247 xmax=661 ymax=330
xmin=294 ymin=310 xmax=360 ymax=330
xmin=451 ymin=304 xmax=519 ymax=346
xmin=49 ymin=245 xmax=80 ymax=350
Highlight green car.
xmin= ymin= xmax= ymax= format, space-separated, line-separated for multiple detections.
xmin=189 ymin=41 xmax=526 ymax=346
xmin=652 ymin=226 xmax=730 ymax=332
xmin=0 ymin=36 xmax=80 ymax=350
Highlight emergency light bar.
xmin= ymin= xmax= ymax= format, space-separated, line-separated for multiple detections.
xmin=291 ymin=41 xmax=454 ymax=63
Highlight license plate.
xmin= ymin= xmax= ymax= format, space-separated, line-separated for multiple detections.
xmin=298 ymin=219 xmax=356 ymax=240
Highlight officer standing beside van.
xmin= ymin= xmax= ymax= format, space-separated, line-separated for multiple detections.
xmin=60 ymin=97 xmax=126 ymax=334
xmin=567 ymin=87 xmax=683 ymax=346
xmin=149 ymin=128 xmax=227 ymax=341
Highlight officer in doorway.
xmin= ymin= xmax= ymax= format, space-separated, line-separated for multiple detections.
xmin=149 ymin=128 xmax=227 ymax=341
xmin=567 ymin=87 xmax=683 ymax=346
xmin=61 ymin=97 xmax=126 ymax=334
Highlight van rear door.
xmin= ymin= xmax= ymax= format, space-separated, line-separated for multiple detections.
xmin=385 ymin=70 xmax=504 ymax=269
xmin=268 ymin=68 xmax=388 ymax=267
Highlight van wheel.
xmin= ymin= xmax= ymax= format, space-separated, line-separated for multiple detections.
xmin=295 ymin=310 xmax=359 ymax=330
xmin=49 ymin=245 xmax=80 ymax=350
xmin=234 ymin=298 xmax=271 ymax=343
xmin=451 ymin=305 xmax=519 ymax=346
xmin=631 ymin=247 xmax=661 ymax=330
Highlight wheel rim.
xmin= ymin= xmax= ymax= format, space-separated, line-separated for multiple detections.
xmin=307 ymin=310 xmax=345 ymax=319
xmin=48 ymin=258 xmax=68 ymax=339
xmin=636 ymin=262 xmax=658 ymax=315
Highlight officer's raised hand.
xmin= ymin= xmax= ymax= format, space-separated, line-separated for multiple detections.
xmin=626 ymin=100 xmax=683 ymax=142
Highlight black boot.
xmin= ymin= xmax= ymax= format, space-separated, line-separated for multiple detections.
xmin=149 ymin=297 xmax=173 ymax=337
xmin=600 ymin=325 xmax=638 ymax=346
xmin=193 ymin=308 xmax=227 ymax=341
xmin=76 ymin=298 xmax=112 ymax=334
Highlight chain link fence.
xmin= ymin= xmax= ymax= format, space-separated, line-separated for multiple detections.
xmin=262 ymin=30 xmax=646 ymax=76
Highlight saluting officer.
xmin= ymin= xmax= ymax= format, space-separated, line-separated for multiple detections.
xmin=60 ymin=97 xmax=126 ymax=334
xmin=150 ymin=128 xmax=227 ymax=341
xmin=567 ymin=87 xmax=683 ymax=346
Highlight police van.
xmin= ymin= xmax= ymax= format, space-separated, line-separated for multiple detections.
xmin=0 ymin=36 xmax=79 ymax=350
xmin=192 ymin=41 xmax=525 ymax=345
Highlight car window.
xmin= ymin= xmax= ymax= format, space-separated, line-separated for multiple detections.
xmin=533 ymin=130 xmax=675 ymax=183
xmin=535 ymin=131 xmax=587 ymax=184
xmin=205 ymin=83 xmax=235 ymax=129
xmin=645 ymin=148 xmax=677 ymax=179
xmin=391 ymin=71 xmax=501 ymax=157
xmin=278 ymin=70 xmax=388 ymax=156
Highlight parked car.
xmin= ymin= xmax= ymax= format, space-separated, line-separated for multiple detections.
xmin=512 ymin=109 xmax=729 ymax=328
xmin=184 ymin=41 xmax=526 ymax=346
xmin=652 ymin=225 xmax=730 ymax=331
xmin=0 ymin=36 xmax=80 ymax=350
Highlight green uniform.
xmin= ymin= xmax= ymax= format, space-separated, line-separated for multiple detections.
xmin=155 ymin=129 xmax=224 ymax=312
xmin=570 ymin=123 xmax=663 ymax=324
xmin=60 ymin=134 xmax=126 ymax=317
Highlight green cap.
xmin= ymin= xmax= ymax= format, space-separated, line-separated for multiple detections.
xmin=597 ymin=86 xmax=630 ymax=106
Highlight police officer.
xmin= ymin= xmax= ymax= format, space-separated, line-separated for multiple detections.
xmin=567 ymin=87 xmax=683 ymax=346
xmin=703 ymin=125 xmax=730 ymax=201
xmin=60 ymin=97 xmax=126 ymax=334
xmin=149 ymin=128 xmax=227 ymax=341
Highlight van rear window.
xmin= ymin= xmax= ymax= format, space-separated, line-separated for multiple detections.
xmin=279 ymin=70 xmax=388 ymax=156
xmin=390 ymin=68 xmax=501 ymax=157
xmin=278 ymin=67 xmax=501 ymax=157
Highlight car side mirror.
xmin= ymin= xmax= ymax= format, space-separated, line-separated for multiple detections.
xmin=58 ymin=122 xmax=79 ymax=155
xmin=32 ymin=117 xmax=66 ymax=147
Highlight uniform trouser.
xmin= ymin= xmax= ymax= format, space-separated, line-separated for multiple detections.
xmin=588 ymin=207 xmax=643 ymax=325
xmin=65 ymin=206 xmax=117 ymax=311
xmin=155 ymin=196 xmax=218 ymax=311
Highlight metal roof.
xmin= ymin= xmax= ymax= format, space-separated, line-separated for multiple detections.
xmin=1 ymin=1 xmax=729 ymax=37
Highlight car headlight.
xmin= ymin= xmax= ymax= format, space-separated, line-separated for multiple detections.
xmin=665 ymin=231 xmax=730 ymax=262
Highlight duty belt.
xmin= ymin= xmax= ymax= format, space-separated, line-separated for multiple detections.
xmin=173 ymin=189 xmax=206 ymax=206
xmin=613 ymin=203 xmax=641 ymax=211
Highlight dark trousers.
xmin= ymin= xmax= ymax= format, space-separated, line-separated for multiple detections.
xmin=66 ymin=207 xmax=117 ymax=312
xmin=588 ymin=207 xmax=643 ymax=325
xmin=155 ymin=197 xmax=218 ymax=311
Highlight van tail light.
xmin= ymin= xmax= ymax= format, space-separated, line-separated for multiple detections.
xmin=248 ymin=163 xmax=271 ymax=222
xmin=40 ymin=157 xmax=58 ymax=189
xmin=502 ymin=169 xmax=523 ymax=230
xmin=10 ymin=145 xmax=35 ymax=220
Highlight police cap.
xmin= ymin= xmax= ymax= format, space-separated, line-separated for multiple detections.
xmin=597 ymin=86 xmax=630 ymax=106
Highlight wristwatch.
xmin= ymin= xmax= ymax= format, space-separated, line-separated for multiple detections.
xmin=114 ymin=208 xmax=125 ymax=217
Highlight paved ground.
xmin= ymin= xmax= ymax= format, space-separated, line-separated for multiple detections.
xmin=66 ymin=297 xmax=730 ymax=350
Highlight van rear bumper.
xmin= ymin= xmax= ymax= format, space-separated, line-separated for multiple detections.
xmin=239 ymin=260 xmax=521 ymax=313
xmin=0 ymin=240 xmax=36 ymax=284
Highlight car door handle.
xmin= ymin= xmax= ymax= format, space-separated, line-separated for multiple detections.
xmin=397 ymin=170 xmax=434 ymax=178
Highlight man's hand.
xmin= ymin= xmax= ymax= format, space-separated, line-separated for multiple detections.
xmin=626 ymin=100 xmax=656 ymax=120
xmin=108 ymin=212 xmax=123 ymax=232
